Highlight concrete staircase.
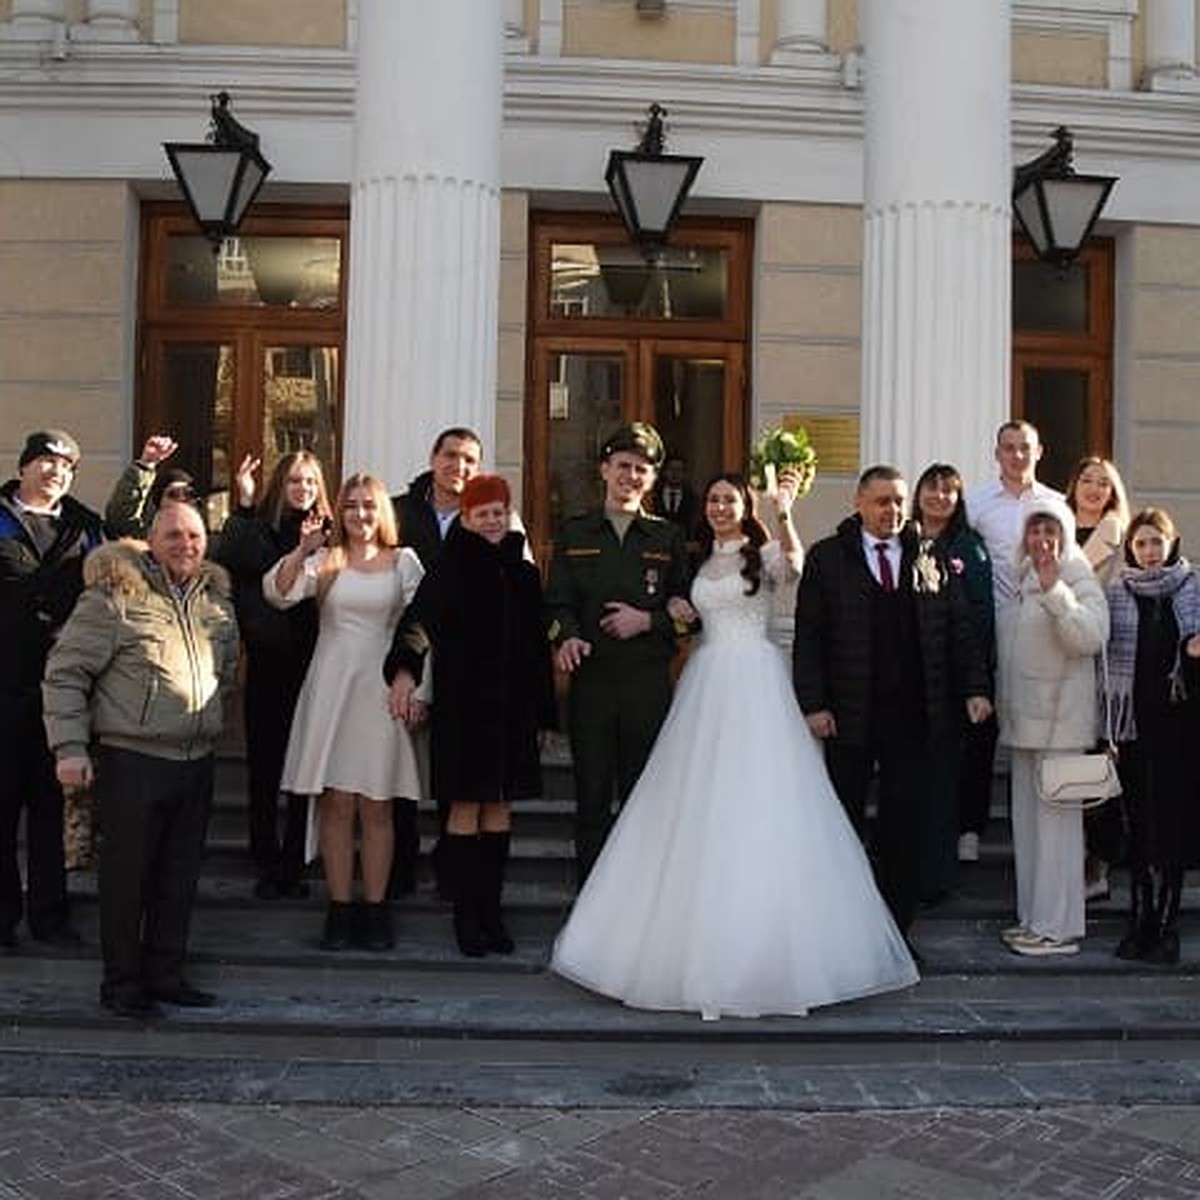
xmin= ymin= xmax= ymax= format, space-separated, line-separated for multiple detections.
xmin=3 ymin=754 xmax=1200 ymax=1111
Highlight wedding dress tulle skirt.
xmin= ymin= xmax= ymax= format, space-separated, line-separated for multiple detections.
xmin=550 ymin=633 xmax=919 ymax=1019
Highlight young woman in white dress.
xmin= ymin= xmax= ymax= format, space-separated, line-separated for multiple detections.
xmin=264 ymin=473 xmax=424 ymax=953
xmin=551 ymin=470 xmax=918 ymax=1019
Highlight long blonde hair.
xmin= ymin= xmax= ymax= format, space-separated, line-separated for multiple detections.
xmin=317 ymin=472 xmax=398 ymax=600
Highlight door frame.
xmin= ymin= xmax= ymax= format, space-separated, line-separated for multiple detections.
xmin=525 ymin=337 xmax=746 ymax=562
xmin=526 ymin=212 xmax=753 ymax=561
xmin=1011 ymin=237 xmax=1114 ymax=460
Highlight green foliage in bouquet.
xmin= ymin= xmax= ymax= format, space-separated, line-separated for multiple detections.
xmin=747 ymin=426 xmax=818 ymax=494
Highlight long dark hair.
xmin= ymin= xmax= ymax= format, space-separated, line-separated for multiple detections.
xmin=911 ymin=462 xmax=968 ymax=541
xmin=696 ymin=473 xmax=769 ymax=596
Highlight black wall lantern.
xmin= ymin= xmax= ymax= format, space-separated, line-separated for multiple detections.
xmin=1012 ymin=126 xmax=1117 ymax=269
xmin=605 ymin=103 xmax=703 ymax=258
xmin=164 ymin=92 xmax=272 ymax=250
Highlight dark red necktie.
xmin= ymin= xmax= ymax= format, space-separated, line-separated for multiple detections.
xmin=875 ymin=542 xmax=896 ymax=593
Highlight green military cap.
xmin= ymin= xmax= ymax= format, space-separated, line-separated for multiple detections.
xmin=600 ymin=421 xmax=664 ymax=467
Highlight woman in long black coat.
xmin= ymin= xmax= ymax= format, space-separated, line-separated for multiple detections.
xmin=211 ymin=451 xmax=331 ymax=899
xmin=384 ymin=474 xmax=555 ymax=957
xmin=1105 ymin=507 xmax=1200 ymax=964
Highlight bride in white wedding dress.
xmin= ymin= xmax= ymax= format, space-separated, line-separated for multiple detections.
xmin=550 ymin=471 xmax=919 ymax=1019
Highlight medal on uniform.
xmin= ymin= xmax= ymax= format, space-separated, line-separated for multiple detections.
xmin=644 ymin=566 xmax=659 ymax=596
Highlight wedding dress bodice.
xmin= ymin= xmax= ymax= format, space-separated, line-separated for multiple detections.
xmin=692 ymin=540 xmax=799 ymax=645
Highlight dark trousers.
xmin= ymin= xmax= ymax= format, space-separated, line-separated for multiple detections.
xmin=568 ymin=669 xmax=672 ymax=882
xmin=96 ymin=746 xmax=213 ymax=1000
xmin=0 ymin=689 xmax=69 ymax=937
xmin=958 ymin=713 xmax=998 ymax=838
xmin=243 ymin=646 xmax=307 ymax=885
xmin=825 ymin=722 xmax=925 ymax=933
xmin=919 ymin=733 xmax=961 ymax=902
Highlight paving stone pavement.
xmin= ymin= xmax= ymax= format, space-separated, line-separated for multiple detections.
xmin=3 ymin=1098 xmax=1200 ymax=1198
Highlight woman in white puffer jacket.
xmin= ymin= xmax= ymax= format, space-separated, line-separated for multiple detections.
xmin=996 ymin=494 xmax=1108 ymax=957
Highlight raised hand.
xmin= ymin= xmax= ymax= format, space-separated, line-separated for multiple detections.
xmin=139 ymin=435 xmax=178 ymax=467
xmin=236 ymin=453 xmax=262 ymax=508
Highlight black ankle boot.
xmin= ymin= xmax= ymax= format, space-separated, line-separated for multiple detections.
xmin=1144 ymin=868 xmax=1183 ymax=966
xmin=319 ymin=901 xmax=354 ymax=951
xmin=360 ymin=901 xmax=395 ymax=952
xmin=446 ymin=836 xmax=487 ymax=957
xmin=479 ymin=831 xmax=514 ymax=955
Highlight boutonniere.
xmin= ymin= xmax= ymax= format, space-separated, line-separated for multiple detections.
xmin=948 ymin=556 xmax=965 ymax=576
xmin=913 ymin=542 xmax=944 ymax=594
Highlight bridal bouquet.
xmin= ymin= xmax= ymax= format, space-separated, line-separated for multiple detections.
xmin=748 ymin=425 xmax=817 ymax=495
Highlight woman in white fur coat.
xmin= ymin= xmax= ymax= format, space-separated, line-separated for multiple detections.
xmin=996 ymin=494 xmax=1109 ymax=957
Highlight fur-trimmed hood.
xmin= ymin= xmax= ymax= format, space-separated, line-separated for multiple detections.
xmin=82 ymin=537 xmax=231 ymax=601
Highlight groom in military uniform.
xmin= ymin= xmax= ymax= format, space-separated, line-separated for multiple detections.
xmin=545 ymin=422 xmax=689 ymax=882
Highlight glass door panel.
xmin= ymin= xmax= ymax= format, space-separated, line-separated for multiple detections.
xmin=650 ymin=353 xmax=728 ymax=506
xmin=144 ymin=337 xmax=236 ymax=528
xmin=548 ymin=352 xmax=626 ymax=527
xmin=259 ymin=341 xmax=340 ymax=494
xmin=1016 ymin=363 xmax=1095 ymax=491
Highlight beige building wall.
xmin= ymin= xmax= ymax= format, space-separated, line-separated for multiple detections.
xmin=0 ymin=180 xmax=134 ymax=511
xmin=1123 ymin=224 xmax=1200 ymax=541
xmin=827 ymin=0 xmax=858 ymax=55
xmin=1012 ymin=30 xmax=1108 ymax=88
xmin=562 ymin=0 xmax=734 ymax=64
xmin=496 ymin=191 xmax=529 ymax=507
xmin=177 ymin=0 xmax=346 ymax=47
xmin=756 ymin=202 xmax=862 ymax=543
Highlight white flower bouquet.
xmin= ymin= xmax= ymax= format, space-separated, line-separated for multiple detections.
xmin=747 ymin=425 xmax=817 ymax=496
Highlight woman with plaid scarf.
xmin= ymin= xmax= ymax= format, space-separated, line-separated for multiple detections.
xmin=1105 ymin=508 xmax=1200 ymax=965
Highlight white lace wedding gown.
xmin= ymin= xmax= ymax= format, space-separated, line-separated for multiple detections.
xmin=551 ymin=538 xmax=919 ymax=1018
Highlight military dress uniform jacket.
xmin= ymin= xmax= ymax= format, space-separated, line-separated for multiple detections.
xmin=544 ymin=510 xmax=689 ymax=679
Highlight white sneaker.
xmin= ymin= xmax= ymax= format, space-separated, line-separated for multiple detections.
xmin=1000 ymin=924 xmax=1029 ymax=944
xmin=957 ymin=832 xmax=980 ymax=863
xmin=1007 ymin=932 xmax=1080 ymax=957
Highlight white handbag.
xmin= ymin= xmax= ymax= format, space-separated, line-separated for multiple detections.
xmin=1036 ymin=652 xmax=1121 ymax=811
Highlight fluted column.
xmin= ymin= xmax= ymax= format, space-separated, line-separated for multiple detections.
xmin=344 ymin=0 xmax=503 ymax=488
xmin=2 ymin=0 xmax=66 ymax=39
xmin=859 ymin=0 xmax=1011 ymax=490
xmin=773 ymin=0 xmax=826 ymax=59
xmin=73 ymin=0 xmax=140 ymax=40
xmin=1144 ymin=0 xmax=1197 ymax=88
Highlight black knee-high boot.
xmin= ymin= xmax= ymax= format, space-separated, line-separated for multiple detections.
xmin=1145 ymin=866 xmax=1183 ymax=965
xmin=479 ymin=831 xmax=514 ymax=955
xmin=445 ymin=835 xmax=486 ymax=957
xmin=1115 ymin=863 xmax=1156 ymax=960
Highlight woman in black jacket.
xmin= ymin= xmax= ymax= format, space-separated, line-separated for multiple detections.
xmin=384 ymin=474 xmax=555 ymax=957
xmin=1105 ymin=508 xmax=1200 ymax=964
xmin=212 ymin=451 xmax=331 ymax=899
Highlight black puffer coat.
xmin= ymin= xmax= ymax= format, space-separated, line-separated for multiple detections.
xmin=792 ymin=516 xmax=988 ymax=745
xmin=384 ymin=524 xmax=556 ymax=804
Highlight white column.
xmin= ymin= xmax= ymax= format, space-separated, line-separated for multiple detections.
xmin=1144 ymin=0 xmax=1197 ymax=86
xmin=344 ymin=0 xmax=503 ymax=489
xmin=73 ymin=0 xmax=140 ymax=41
xmin=859 ymin=0 xmax=1011 ymax=492
xmin=1 ymin=0 xmax=65 ymax=43
xmin=505 ymin=0 xmax=526 ymax=41
xmin=9 ymin=0 xmax=65 ymax=20
xmin=773 ymin=0 xmax=826 ymax=56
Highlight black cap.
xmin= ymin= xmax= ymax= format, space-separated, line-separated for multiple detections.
xmin=600 ymin=422 xmax=664 ymax=467
xmin=19 ymin=429 xmax=80 ymax=470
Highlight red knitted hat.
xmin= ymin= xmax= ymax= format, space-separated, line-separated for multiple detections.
xmin=461 ymin=474 xmax=510 ymax=513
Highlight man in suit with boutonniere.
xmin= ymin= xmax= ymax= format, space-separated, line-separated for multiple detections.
xmin=792 ymin=464 xmax=992 ymax=941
